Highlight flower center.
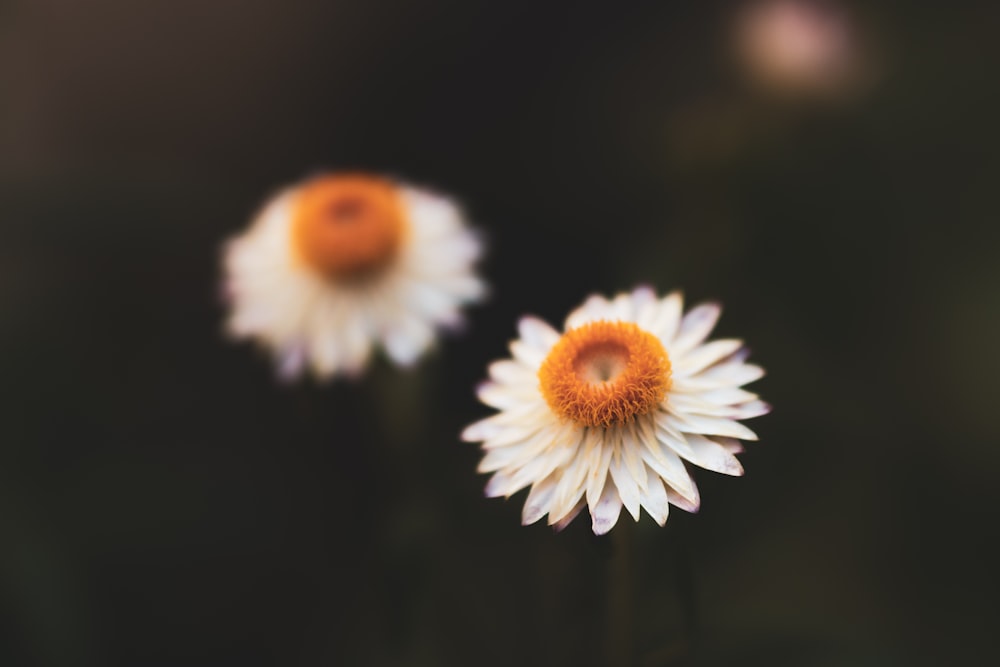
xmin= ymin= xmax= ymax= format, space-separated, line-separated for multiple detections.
xmin=291 ymin=173 xmax=407 ymax=281
xmin=538 ymin=320 xmax=672 ymax=428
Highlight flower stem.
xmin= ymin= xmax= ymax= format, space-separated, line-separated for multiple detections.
xmin=606 ymin=519 xmax=635 ymax=667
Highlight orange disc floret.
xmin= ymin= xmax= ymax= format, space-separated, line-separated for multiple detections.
xmin=291 ymin=173 xmax=407 ymax=280
xmin=538 ymin=321 xmax=671 ymax=428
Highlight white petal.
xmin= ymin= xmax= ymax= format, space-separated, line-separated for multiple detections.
xmin=666 ymin=481 xmax=701 ymax=513
xmin=510 ymin=339 xmax=546 ymax=369
xmin=639 ymin=416 xmax=699 ymax=502
xmin=666 ymin=393 xmax=722 ymax=414
xmin=590 ymin=478 xmax=624 ymax=535
xmin=565 ymin=295 xmax=612 ymax=330
xmin=621 ymin=422 xmax=648 ymax=492
xmin=639 ymin=437 xmax=698 ymax=504
xmin=652 ymin=290 xmax=683 ymax=342
xmin=683 ymin=433 xmax=745 ymax=476
xmin=682 ymin=362 xmax=765 ymax=390
xmin=383 ymin=318 xmax=434 ymax=366
xmin=522 ymin=475 xmax=559 ymax=525
xmin=714 ymin=436 xmax=745 ymax=454
xmin=553 ymin=500 xmax=586 ymax=532
xmin=548 ymin=444 xmax=588 ymax=525
xmin=667 ymin=394 xmax=769 ymax=420
xmin=487 ymin=359 xmax=537 ymax=386
xmin=585 ymin=429 xmax=615 ymax=511
xmin=630 ymin=286 xmax=657 ymax=313
xmin=485 ymin=470 xmax=520 ymax=498
xmin=636 ymin=295 xmax=662 ymax=331
xmin=276 ymin=342 xmax=307 ymax=381
xmin=502 ymin=424 xmax=581 ymax=490
xmin=476 ymin=382 xmax=535 ymax=410
xmin=461 ymin=403 xmax=549 ymax=443
xmin=307 ymin=298 xmax=347 ymax=376
xmin=609 ymin=292 xmax=634 ymax=322
xmin=517 ymin=316 xmax=561 ymax=353
xmin=340 ymin=313 xmax=374 ymax=376
xmin=609 ymin=449 xmax=642 ymax=521
xmin=398 ymin=186 xmax=464 ymax=239
xmin=666 ymin=411 xmax=759 ymax=441
xmin=699 ymin=387 xmax=760 ymax=405
xmin=673 ymin=339 xmax=744 ymax=376
xmin=724 ymin=400 xmax=772 ymax=419
xmin=478 ymin=426 xmax=570 ymax=474
xmin=639 ymin=466 xmax=670 ymax=526
xmin=478 ymin=414 xmax=560 ymax=451
xmin=670 ymin=302 xmax=721 ymax=355
xmin=401 ymin=281 xmax=460 ymax=323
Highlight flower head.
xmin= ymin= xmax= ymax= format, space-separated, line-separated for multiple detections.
xmin=223 ymin=172 xmax=486 ymax=379
xmin=735 ymin=0 xmax=856 ymax=96
xmin=462 ymin=287 xmax=769 ymax=535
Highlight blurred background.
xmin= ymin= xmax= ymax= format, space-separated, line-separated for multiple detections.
xmin=2 ymin=1 xmax=999 ymax=665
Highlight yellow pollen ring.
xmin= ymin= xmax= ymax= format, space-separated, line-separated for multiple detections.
xmin=538 ymin=320 xmax=671 ymax=428
xmin=290 ymin=173 xmax=407 ymax=281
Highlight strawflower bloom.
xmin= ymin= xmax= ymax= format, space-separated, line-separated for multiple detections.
xmin=462 ymin=287 xmax=768 ymax=534
xmin=223 ymin=172 xmax=485 ymax=379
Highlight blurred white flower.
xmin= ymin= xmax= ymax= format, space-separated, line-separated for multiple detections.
xmin=223 ymin=173 xmax=485 ymax=380
xmin=736 ymin=0 xmax=857 ymax=96
xmin=462 ymin=287 xmax=768 ymax=535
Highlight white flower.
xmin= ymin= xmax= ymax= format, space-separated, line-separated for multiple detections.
xmin=462 ymin=287 xmax=768 ymax=535
xmin=735 ymin=0 xmax=856 ymax=96
xmin=223 ymin=172 xmax=485 ymax=379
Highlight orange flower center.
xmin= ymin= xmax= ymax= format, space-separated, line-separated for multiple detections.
xmin=538 ymin=321 xmax=671 ymax=428
xmin=291 ymin=173 xmax=407 ymax=281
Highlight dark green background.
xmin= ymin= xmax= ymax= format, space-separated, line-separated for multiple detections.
xmin=2 ymin=1 xmax=998 ymax=665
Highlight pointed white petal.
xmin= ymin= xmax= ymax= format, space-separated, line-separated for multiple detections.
xmin=665 ymin=393 xmax=722 ymax=414
xmin=553 ymin=500 xmax=586 ymax=532
xmin=509 ymin=339 xmax=546 ymax=369
xmin=476 ymin=445 xmax=525 ymax=473
xmin=517 ymin=316 xmax=561 ymax=353
xmin=503 ymin=424 xmax=581 ymax=490
xmin=548 ymin=443 xmax=588 ymax=525
xmin=667 ymin=394 xmax=769 ymax=420
xmin=639 ymin=415 xmax=698 ymax=502
xmin=651 ymin=290 xmax=683 ymax=342
xmin=383 ymin=318 xmax=434 ymax=366
xmin=673 ymin=339 xmax=744 ymax=376
xmin=630 ymin=286 xmax=657 ymax=313
xmin=340 ymin=314 xmax=374 ymax=376
xmin=621 ymin=423 xmax=648 ymax=492
xmin=487 ymin=359 xmax=537 ymax=386
xmin=714 ymin=436 xmax=745 ymax=454
xmin=699 ymin=387 xmax=759 ymax=405
xmin=725 ymin=400 xmax=772 ymax=419
xmin=460 ymin=404 xmax=547 ymax=443
xmin=485 ymin=470 xmax=522 ymax=498
xmin=585 ymin=430 xmax=615 ymax=510
xmin=276 ymin=343 xmax=307 ymax=381
xmin=609 ymin=450 xmax=642 ymax=521
xmin=683 ymin=433 xmax=745 ymax=476
xmin=565 ymin=295 xmax=612 ymax=330
xmin=640 ymin=466 xmax=670 ymax=526
xmin=670 ymin=302 xmax=721 ymax=355
xmin=476 ymin=382 xmax=525 ymax=410
xmin=666 ymin=411 xmax=759 ymax=441
xmin=609 ymin=292 xmax=634 ymax=322
xmin=522 ymin=475 xmax=559 ymax=525
xmin=666 ymin=480 xmax=701 ymax=513
xmin=681 ymin=362 xmax=765 ymax=390
xmin=591 ymin=478 xmax=624 ymax=535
